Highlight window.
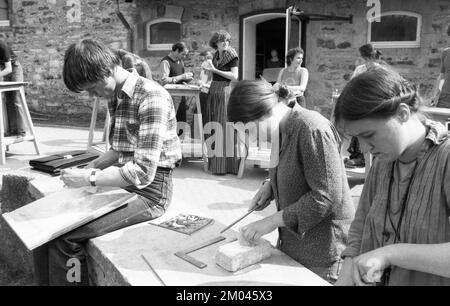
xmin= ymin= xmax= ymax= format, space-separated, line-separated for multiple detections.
xmin=0 ymin=0 xmax=9 ymax=27
xmin=146 ymin=18 xmax=181 ymax=51
xmin=368 ymin=11 xmax=421 ymax=48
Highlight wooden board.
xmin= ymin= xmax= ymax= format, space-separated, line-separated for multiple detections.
xmin=2 ymin=187 xmax=134 ymax=250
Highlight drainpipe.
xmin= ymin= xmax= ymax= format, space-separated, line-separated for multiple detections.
xmin=116 ymin=0 xmax=135 ymax=53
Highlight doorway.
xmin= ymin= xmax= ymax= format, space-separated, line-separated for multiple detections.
xmin=240 ymin=10 xmax=304 ymax=80
xmin=255 ymin=18 xmax=285 ymax=79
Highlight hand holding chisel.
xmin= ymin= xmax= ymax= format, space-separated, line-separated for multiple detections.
xmin=220 ymin=180 xmax=273 ymax=234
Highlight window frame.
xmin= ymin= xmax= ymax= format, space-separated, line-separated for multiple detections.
xmin=0 ymin=0 xmax=10 ymax=27
xmin=146 ymin=18 xmax=181 ymax=51
xmin=367 ymin=11 xmax=422 ymax=49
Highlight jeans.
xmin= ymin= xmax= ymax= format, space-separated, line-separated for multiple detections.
xmin=33 ymin=168 xmax=173 ymax=286
xmin=4 ymin=61 xmax=26 ymax=135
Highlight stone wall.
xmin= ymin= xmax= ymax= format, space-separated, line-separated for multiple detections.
xmin=0 ymin=0 xmax=137 ymax=119
xmin=290 ymin=0 xmax=450 ymax=117
xmin=0 ymin=0 xmax=449 ymax=120
xmin=134 ymin=0 xmax=240 ymax=81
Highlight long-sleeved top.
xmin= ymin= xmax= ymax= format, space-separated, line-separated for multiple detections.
xmin=269 ymin=104 xmax=355 ymax=272
xmin=341 ymin=120 xmax=450 ymax=285
xmin=108 ymin=70 xmax=182 ymax=189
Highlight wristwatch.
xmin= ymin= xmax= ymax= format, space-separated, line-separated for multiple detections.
xmin=89 ymin=169 xmax=98 ymax=187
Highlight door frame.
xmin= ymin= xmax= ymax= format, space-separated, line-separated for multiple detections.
xmin=239 ymin=9 xmax=306 ymax=80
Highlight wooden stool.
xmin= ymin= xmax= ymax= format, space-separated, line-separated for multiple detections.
xmin=87 ymin=97 xmax=110 ymax=153
xmin=0 ymin=81 xmax=40 ymax=165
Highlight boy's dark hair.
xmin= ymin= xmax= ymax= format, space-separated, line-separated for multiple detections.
xmin=63 ymin=39 xmax=120 ymax=93
xmin=285 ymin=47 xmax=304 ymax=66
xmin=172 ymin=42 xmax=187 ymax=52
xmin=359 ymin=43 xmax=382 ymax=60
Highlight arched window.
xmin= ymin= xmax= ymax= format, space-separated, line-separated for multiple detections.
xmin=146 ymin=18 xmax=181 ymax=51
xmin=0 ymin=0 xmax=10 ymax=27
xmin=368 ymin=11 xmax=422 ymax=48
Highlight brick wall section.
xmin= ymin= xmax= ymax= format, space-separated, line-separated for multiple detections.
xmin=0 ymin=0 xmax=449 ymax=119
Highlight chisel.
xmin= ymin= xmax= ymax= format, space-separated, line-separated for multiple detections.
xmin=219 ymin=205 xmax=260 ymax=234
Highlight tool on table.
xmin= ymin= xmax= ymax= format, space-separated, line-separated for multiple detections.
xmin=174 ymin=252 xmax=208 ymax=269
xmin=141 ymin=254 xmax=166 ymax=286
xmin=220 ymin=205 xmax=260 ymax=234
xmin=174 ymin=235 xmax=235 ymax=269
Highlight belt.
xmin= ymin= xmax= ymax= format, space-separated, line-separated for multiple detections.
xmin=157 ymin=166 xmax=173 ymax=173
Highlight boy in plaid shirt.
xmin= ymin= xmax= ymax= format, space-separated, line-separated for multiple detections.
xmin=33 ymin=39 xmax=181 ymax=286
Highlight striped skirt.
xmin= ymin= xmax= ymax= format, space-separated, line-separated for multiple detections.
xmin=205 ymin=81 xmax=240 ymax=175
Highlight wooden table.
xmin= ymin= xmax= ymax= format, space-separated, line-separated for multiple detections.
xmin=164 ymin=84 xmax=208 ymax=171
xmin=0 ymin=81 xmax=40 ymax=164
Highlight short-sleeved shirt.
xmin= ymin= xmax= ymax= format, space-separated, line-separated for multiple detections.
xmin=440 ymin=48 xmax=450 ymax=94
xmin=212 ymin=51 xmax=238 ymax=83
xmin=0 ymin=40 xmax=17 ymax=64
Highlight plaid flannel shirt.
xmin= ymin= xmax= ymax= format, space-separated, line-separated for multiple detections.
xmin=108 ymin=70 xmax=181 ymax=189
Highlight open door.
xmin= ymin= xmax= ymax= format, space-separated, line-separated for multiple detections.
xmin=239 ymin=9 xmax=306 ymax=79
xmin=285 ymin=7 xmax=303 ymax=65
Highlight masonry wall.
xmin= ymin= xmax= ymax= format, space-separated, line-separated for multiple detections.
xmin=0 ymin=0 xmax=137 ymax=119
xmin=133 ymin=0 xmax=240 ymax=81
xmin=290 ymin=0 xmax=450 ymax=117
xmin=1 ymin=0 xmax=449 ymax=120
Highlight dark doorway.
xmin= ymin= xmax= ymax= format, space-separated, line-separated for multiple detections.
xmin=255 ymin=18 xmax=285 ymax=79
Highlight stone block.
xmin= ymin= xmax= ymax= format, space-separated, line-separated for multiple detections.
xmin=0 ymin=172 xmax=49 ymax=285
xmin=215 ymin=239 xmax=273 ymax=272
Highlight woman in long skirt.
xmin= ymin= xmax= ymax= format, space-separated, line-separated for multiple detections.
xmin=203 ymin=30 xmax=240 ymax=175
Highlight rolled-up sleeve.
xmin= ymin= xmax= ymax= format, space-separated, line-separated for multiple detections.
xmin=119 ymin=93 xmax=169 ymax=189
xmin=282 ymin=128 xmax=344 ymax=234
xmin=160 ymin=60 xmax=172 ymax=85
